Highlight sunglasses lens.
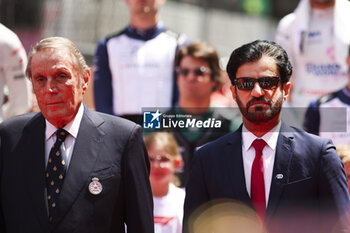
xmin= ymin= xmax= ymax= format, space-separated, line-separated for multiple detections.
xmin=193 ymin=68 xmax=204 ymax=76
xmin=179 ymin=69 xmax=189 ymax=76
xmin=236 ymin=78 xmax=254 ymax=90
xmin=177 ymin=67 xmax=210 ymax=77
xmin=236 ymin=77 xmax=279 ymax=90
xmin=259 ymin=78 xmax=279 ymax=90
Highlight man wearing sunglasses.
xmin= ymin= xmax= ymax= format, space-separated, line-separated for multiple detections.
xmin=183 ymin=40 xmax=349 ymax=233
xmin=165 ymin=41 xmax=240 ymax=188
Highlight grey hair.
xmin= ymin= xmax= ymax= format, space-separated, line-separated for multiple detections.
xmin=26 ymin=37 xmax=90 ymax=79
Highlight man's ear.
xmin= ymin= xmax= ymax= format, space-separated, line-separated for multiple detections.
xmin=82 ymin=68 xmax=90 ymax=93
xmin=282 ymin=82 xmax=291 ymax=102
xmin=211 ymin=80 xmax=219 ymax=92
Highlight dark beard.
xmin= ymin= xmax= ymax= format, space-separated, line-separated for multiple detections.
xmin=236 ymin=94 xmax=283 ymax=123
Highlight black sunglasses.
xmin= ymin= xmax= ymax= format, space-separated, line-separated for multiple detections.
xmin=234 ymin=77 xmax=281 ymax=90
xmin=176 ymin=66 xmax=211 ymax=77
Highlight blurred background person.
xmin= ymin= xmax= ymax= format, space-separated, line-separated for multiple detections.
xmin=0 ymin=23 xmax=32 ymax=122
xmin=275 ymin=0 xmax=350 ymax=124
xmin=168 ymin=41 xmax=241 ymax=187
xmin=304 ymin=45 xmax=350 ymax=157
xmin=210 ymin=71 xmax=237 ymax=108
xmin=145 ymin=132 xmax=184 ymax=233
xmin=93 ymin=0 xmax=187 ymax=125
xmin=337 ymin=145 xmax=350 ymax=193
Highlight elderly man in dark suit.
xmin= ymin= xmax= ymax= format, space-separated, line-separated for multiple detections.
xmin=183 ymin=40 xmax=350 ymax=233
xmin=0 ymin=37 xmax=154 ymax=233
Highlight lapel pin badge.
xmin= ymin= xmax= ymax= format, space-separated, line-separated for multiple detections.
xmin=89 ymin=177 xmax=103 ymax=195
xmin=276 ymin=174 xmax=284 ymax=180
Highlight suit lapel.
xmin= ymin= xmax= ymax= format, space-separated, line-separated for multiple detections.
xmin=53 ymin=108 xmax=105 ymax=226
xmin=225 ymin=127 xmax=252 ymax=206
xmin=22 ymin=113 xmax=50 ymax=232
xmin=265 ymin=122 xmax=294 ymax=223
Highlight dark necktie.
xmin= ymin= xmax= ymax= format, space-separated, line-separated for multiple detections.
xmin=46 ymin=128 xmax=68 ymax=221
xmin=251 ymin=139 xmax=267 ymax=223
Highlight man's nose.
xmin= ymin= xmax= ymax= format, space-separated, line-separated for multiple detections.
xmin=184 ymin=70 xmax=200 ymax=82
xmin=47 ymin=78 xmax=58 ymax=93
xmin=251 ymin=82 xmax=265 ymax=97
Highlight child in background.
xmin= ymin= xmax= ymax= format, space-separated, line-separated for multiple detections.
xmin=144 ymin=132 xmax=184 ymax=233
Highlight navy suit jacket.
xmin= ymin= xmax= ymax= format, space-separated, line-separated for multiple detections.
xmin=184 ymin=123 xmax=349 ymax=233
xmin=0 ymin=106 xmax=154 ymax=233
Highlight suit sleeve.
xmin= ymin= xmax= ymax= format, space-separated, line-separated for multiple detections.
xmin=123 ymin=125 xmax=154 ymax=233
xmin=93 ymin=38 xmax=114 ymax=115
xmin=319 ymin=139 xmax=350 ymax=231
xmin=183 ymin=150 xmax=210 ymax=233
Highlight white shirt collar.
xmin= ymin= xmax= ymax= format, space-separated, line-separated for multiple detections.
xmin=45 ymin=103 xmax=85 ymax=140
xmin=242 ymin=121 xmax=281 ymax=152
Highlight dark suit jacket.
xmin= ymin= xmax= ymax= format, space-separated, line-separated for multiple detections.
xmin=183 ymin=123 xmax=349 ymax=233
xmin=0 ymin=107 xmax=154 ymax=233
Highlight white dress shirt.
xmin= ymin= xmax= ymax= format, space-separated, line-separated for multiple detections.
xmin=45 ymin=103 xmax=84 ymax=169
xmin=241 ymin=121 xmax=281 ymax=206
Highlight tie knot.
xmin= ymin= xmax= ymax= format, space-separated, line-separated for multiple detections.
xmin=252 ymin=139 xmax=266 ymax=152
xmin=56 ymin=128 xmax=68 ymax=142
